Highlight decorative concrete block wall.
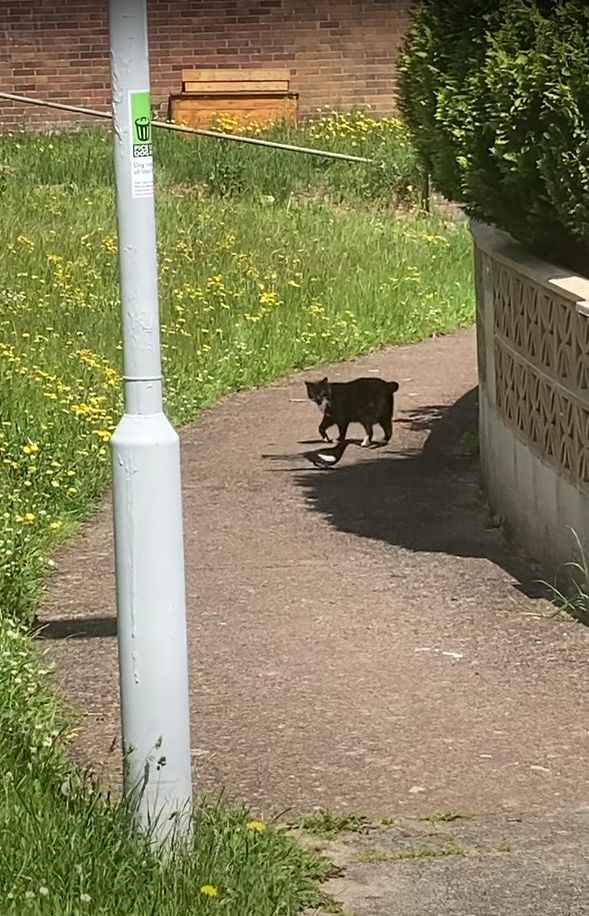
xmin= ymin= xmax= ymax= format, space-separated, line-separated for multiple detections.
xmin=471 ymin=220 xmax=589 ymax=573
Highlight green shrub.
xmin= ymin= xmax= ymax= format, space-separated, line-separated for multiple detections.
xmin=399 ymin=0 xmax=589 ymax=271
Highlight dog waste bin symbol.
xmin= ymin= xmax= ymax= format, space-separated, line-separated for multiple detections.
xmin=135 ymin=116 xmax=150 ymax=142
xmin=129 ymin=90 xmax=154 ymax=199
xmin=130 ymin=90 xmax=152 ymax=149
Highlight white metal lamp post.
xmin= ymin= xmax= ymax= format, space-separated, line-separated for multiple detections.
xmin=107 ymin=0 xmax=193 ymax=842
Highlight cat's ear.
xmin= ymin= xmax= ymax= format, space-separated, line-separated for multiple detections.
xmin=321 ymin=377 xmax=328 ymax=384
xmin=304 ymin=380 xmax=313 ymax=392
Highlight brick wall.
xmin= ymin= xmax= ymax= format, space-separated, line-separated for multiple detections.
xmin=0 ymin=0 xmax=415 ymax=131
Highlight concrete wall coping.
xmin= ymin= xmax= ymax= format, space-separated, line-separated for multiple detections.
xmin=469 ymin=219 xmax=589 ymax=317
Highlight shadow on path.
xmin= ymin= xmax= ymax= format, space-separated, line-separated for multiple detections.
xmin=294 ymin=387 xmax=545 ymax=598
xmin=40 ymin=386 xmax=547 ymax=643
xmin=37 ymin=615 xmax=117 ymax=640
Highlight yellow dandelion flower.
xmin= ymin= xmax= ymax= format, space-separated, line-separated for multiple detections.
xmin=16 ymin=234 xmax=35 ymax=250
xmin=246 ymin=820 xmax=267 ymax=832
xmin=259 ymin=290 xmax=279 ymax=307
xmin=200 ymin=885 xmax=218 ymax=897
xmin=50 ymin=520 xmax=63 ymax=531
xmin=175 ymin=239 xmax=191 ymax=256
xmin=102 ymin=236 xmax=118 ymax=254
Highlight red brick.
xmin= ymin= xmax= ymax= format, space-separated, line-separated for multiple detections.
xmin=0 ymin=0 xmax=415 ymax=130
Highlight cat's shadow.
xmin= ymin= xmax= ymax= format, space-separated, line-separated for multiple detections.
xmin=298 ymin=438 xmax=332 ymax=445
xmin=294 ymin=387 xmax=546 ymax=600
xmin=263 ymin=437 xmax=389 ymax=468
xmin=297 ymin=437 xmax=386 ymax=448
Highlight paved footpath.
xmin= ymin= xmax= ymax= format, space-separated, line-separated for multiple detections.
xmin=40 ymin=328 xmax=589 ymax=914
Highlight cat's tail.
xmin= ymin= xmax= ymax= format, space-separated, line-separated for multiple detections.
xmin=304 ymin=439 xmax=349 ymax=470
xmin=387 ymin=381 xmax=400 ymax=393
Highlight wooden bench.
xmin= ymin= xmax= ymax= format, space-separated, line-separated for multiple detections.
xmin=168 ymin=68 xmax=299 ymax=130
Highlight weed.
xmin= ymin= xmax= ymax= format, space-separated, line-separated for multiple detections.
xmin=314 ymin=895 xmax=345 ymax=915
xmin=295 ymin=810 xmax=371 ymax=837
xmin=391 ymin=840 xmax=468 ymax=860
xmin=418 ymin=810 xmax=475 ymax=824
xmin=351 ymin=840 xmax=468 ymax=863
xmin=354 ymin=848 xmax=393 ymax=863
xmin=542 ymin=528 xmax=589 ymax=626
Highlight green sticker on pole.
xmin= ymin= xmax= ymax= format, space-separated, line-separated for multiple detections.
xmin=129 ymin=90 xmax=154 ymax=199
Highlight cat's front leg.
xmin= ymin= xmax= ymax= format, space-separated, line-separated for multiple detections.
xmin=319 ymin=415 xmax=333 ymax=442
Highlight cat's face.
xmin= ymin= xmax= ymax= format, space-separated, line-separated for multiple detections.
xmin=305 ymin=377 xmax=330 ymax=412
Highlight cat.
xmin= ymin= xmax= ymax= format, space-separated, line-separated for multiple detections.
xmin=304 ymin=376 xmax=400 ymax=447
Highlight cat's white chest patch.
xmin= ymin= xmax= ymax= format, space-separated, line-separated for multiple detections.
xmin=318 ymin=397 xmax=330 ymax=414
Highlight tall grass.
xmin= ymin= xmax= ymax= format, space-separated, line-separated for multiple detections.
xmin=0 ymin=110 xmax=423 ymax=204
xmin=0 ymin=118 xmax=474 ymax=913
xmin=543 ymin=529 xmax=589 ymax=627
xmin=0 ymin=615 xmax=330 ymax=915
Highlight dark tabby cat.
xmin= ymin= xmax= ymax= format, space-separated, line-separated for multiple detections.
xmin=305 ymin=376 xmax=400 ymax=447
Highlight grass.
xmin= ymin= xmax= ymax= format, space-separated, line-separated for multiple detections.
xmin=0 ymin=110 xmax=424 ymax=206
xmin=0 ymin=158 xmax=473 ymax=621
xmin=352 ymin=841 xmax=468 ymax=864
xmin=543 ymin=528 xmax=589 ymax=626
xmin=294 ymin=810 xmax=371 ymax=838
xmin=353 ymin=849 xmax=392 ymax=864
xmin=418 ymin=810 xmax=475 ymax=824
xmin=0 ymin=114 xmax=474 ymax=913
xmin=0 ymin=614 xmax=331 ymax=915
xmin=388 ymin=841 xmax=468 ymax=861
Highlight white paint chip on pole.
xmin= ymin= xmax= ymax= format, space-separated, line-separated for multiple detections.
xmin=107 ymin=0 xmax=193 ymax=842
